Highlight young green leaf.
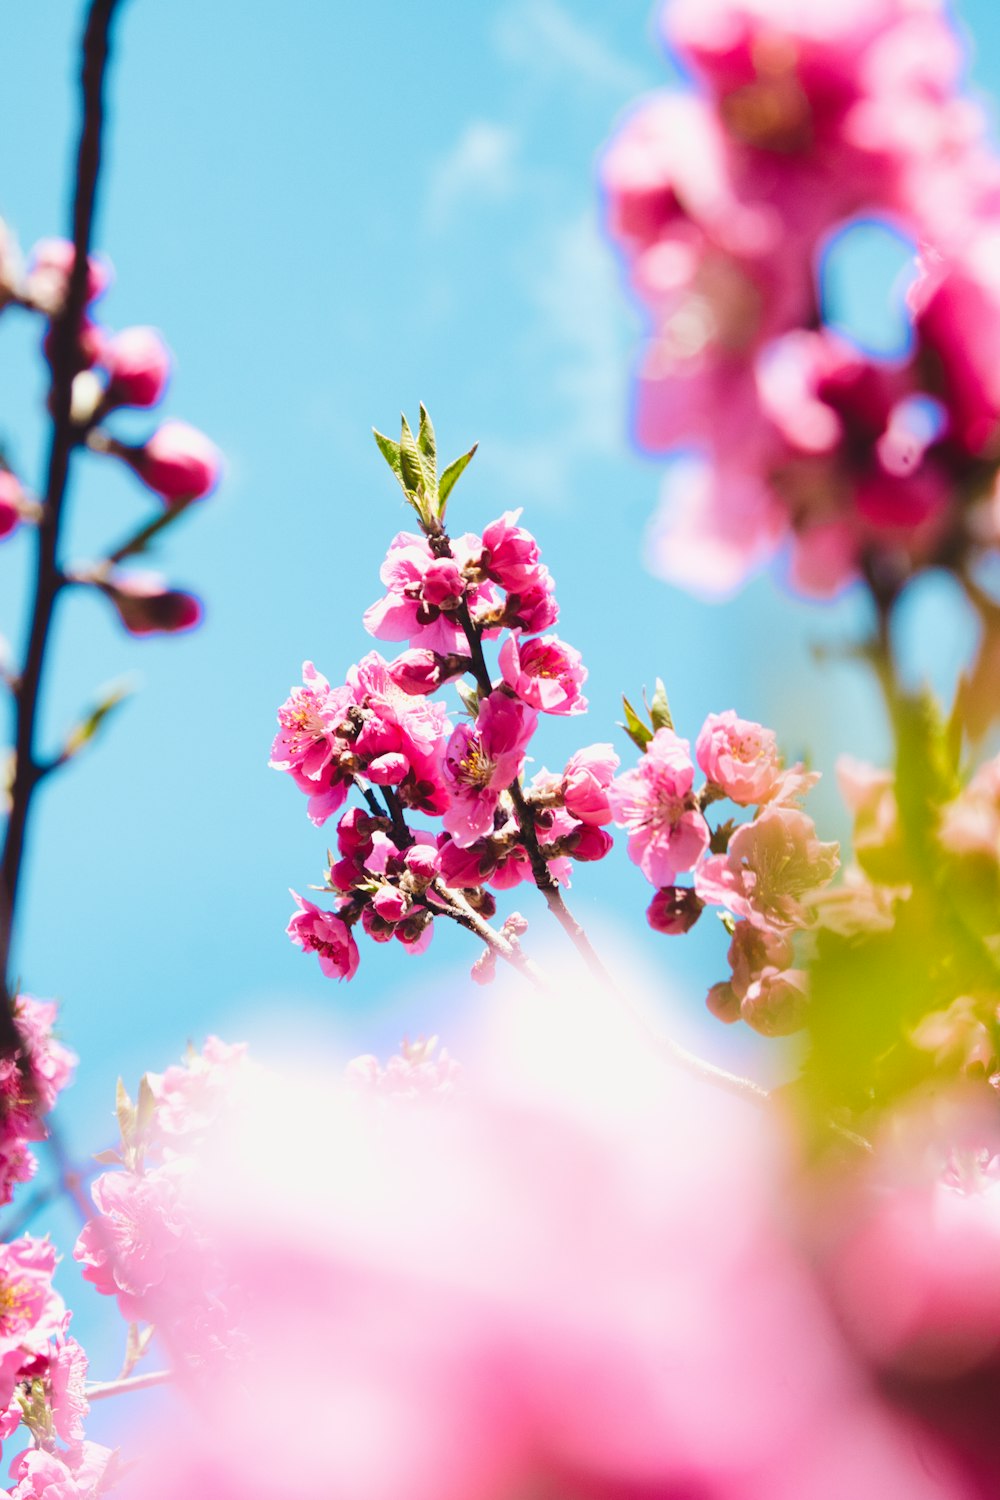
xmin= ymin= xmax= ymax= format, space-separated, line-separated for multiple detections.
xmin=62 ymin=678 xmax=135 ymax=761
xmin=648 ymin=678 xmax=673 ymax=733
xmin=398 ymin=414 xmax=426 ymax=498
xmin=620 ymin=695 xmax=652 ymax=752
xmin=372 ymin=428 xmax=404 ymax=484
xmin=417 ymin=403 xmax=437 ymax=481
xmin=436 ymin=444 xmax=478 ymax=519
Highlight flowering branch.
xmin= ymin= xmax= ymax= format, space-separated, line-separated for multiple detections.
xmin=85 ymin=1369 xmax=172 ymax=1402
xmin=0 ymin=0 xmax=123 ymax=1042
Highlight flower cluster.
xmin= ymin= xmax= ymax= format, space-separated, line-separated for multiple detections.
xmin=603 ymin=0 xmax=1000 ymax=599
xmin=610 ymin=706 xmax=839 ymax=1035
xmin=272 ymin=412 xmax=618 ymax=984
xmin=344 ymin=1036 xmax=461 ymax=1102
xmin=0 ymin=229 xmax=220 ymax=635
xmin=0 ymin=1234 xmax=116 ymax=1496
xmin=0 ymin=998 xmax=76 ymax=1208
xmin=73 ymin=1037 xmax=252 ymax=1369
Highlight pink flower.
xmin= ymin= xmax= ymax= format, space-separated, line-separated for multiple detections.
xmin=480 ymin=509 xmax=542 ymax=592
xmin=75 ymin=1168 xmax=186 ymax=1311
xmin=98 ymin=569 xmax=202 ymax=636
xmin=0 ymin=1238 xmax=66 ymax=1406
xmin=270 ymin=661 xmax=351 ymax=794
xmin=695 ymin=805 xmax=839 ymax=928
xmin=48 ymin=1334 xmax=90 ymax=1445
xmin=498 ymin=633 xmax=588 ymax=715
xmin=286 ymin=891 xmax=360 ymax=980
xmin=561 ymin=744 xmax=620 ymax=826
xmin=442 ymin=694 xmax=537 ymax=847
xmin=147 ymin=1036 xmax=251 ymax=1146
xmin=695 ymin=710 xmax=784 ymax=804
xmin=364 ymin=532 xmax=498 ymax=655
xmin=347 ymin=653 xmax=451 ymax=815
xmin=9 ymin=1442 xmax=118 ymax=1500
xmin=386 ymin=649 xmax=462 ymax=696
xmin=101 ymin=325 xmax=171 ymax=408
xmin=127 ymin=420 xmax=221 ymax=504
xmin=26 ymin=238 xmax=111 ymax=310
xmin=0 ymin=997 xmax=76 ymax=1209
xmin=608 ymin=728 xmax=710 ymax=887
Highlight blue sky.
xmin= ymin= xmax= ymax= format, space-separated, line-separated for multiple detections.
xmin=0 ymin=0 xmax=999 ymax=1397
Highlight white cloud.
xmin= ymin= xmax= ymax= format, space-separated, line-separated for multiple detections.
xmin=493 ymin=0 xmax=649 ymax=96
xmin=425 ymin=120 xmax=519 ymax=234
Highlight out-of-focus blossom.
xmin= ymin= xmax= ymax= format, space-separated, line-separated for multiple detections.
xmin=696 ymin=804 xmax=840 ymax=927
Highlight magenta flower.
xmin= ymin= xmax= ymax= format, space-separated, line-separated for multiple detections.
xmin=695 ymin=805 xmax=840 ymax=929
xmin=442 ymin=694 xmax=538 ymax=847
xmin=126 ymin=419 xmax=221 ymax=504
xmin=695 ymin=710 xmax=783 ymax=805
xmin=561 ymin=743 xmax=620 ymax=825
xmin=480 ymin=508 xmax=543 ymax=592
xmin=348 ymin=652 xmax=451 ymax=814
xmin=9 ymin=1442 xmax=119 ymax=1500
xmin=0 ymin=1237 xmax=66 ymax=1406
xmin=0 ymin=472 xmax=25 ymax=541
xmin=608 ymin=728 xmax=710 ymax=887
xmin=287 ymin=891 xmax=360 ymax=980
xmin=499 ymin=632 xmax=588 ymax=715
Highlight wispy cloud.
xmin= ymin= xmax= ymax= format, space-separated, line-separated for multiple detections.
xmin=493 ymin=0 xmax=649 ymax=96
xmin=425 ymin=120 xmax=519 ymax=234
xmin=479 ymin=211 xmax=633 ymax=506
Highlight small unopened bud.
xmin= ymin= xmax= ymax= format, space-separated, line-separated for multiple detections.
xmin=98 ymin=570 xmax=202 ymax=637
xmin=403 ymin=843 xmax=439 ymax=887
xmin=470 ymin=947 xmax=497 ymax=986
xmin=568 ymin=825 xmax=613 ymax=862
xmin=102 ymin=326 xmax=171 ymax=408
xmin=0 ymin=473 xmax=25 ymax=541
xmin=387 ymin=650 xmax=446 ymax=697
xmin=372 ymin=885 xmax=409 ymax=924
xmin=741 ymin=970 xmax=809 ymax=1038
xmin=27 ymin=238 xmax=112 ymax=312
xmin=500 ymin=911 xmax=528 ymax=939
xmin=647 ymin=886 xmax=704 ymax=935
xmin=706 ymin=981 xmax=741 ymax=1025
xmin=122 ymin=420 xmax=221 ymax=505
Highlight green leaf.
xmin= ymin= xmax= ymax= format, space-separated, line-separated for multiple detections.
xmin=717 ymin=911 xmax=737 ymax=936
xmin=115 ymin=1077 xmax=135 ymax=1144
xmin=63 ymin=678 xmax=135 ymax=761
xmin=398 ymin=414 xmax=426 ymax=498
xmin=417 ymin=403 xmax=437 ymax=482
xmin=372 ymin=428 xmax=403 ymax=484
xmin=619 ymin=695 xmax=652 ymax=752
xmin=456 ymin=680 xmax=480 ymax=718
xmin=436 ymin=444 xmax=478 ymax=518
xmin=648 ymin=678 xmax=673 ymax=733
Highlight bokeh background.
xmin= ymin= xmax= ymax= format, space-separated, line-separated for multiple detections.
xmin=0 ymin=0 xmax=998 ymax=1406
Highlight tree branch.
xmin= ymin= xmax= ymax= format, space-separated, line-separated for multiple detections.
xmin=0 ymin=0 xmax=125 ymax=1046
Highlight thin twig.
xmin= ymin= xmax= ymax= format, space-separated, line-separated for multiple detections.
xmin=86 ymin=1368 xmax=172 ymax=1401
xmin=0 ymin=0 xmax=124 ymax=1043
xmin=433 ymin=883 xmax=547 ymax=990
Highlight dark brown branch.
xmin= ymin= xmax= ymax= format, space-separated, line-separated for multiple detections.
xmin=0 ymin=0 xmax=124 ymax=1046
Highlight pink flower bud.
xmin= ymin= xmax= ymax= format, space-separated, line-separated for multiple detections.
xmin=126 ymin=420 xmax=221 ymax=505
xmin=387 ymin=650 xmax=445 ymax=696
xmin=740 ymin=969 xmax=809 ymax=1038
xmin=42 ymin=315 xmax=106 ymax=373
xmin=99 ymin=570 xmax=202 ymax=636
xmin=420 ymin=558 xmax=464 ymax=610
xmin=102 ymin=326 xmax=171 ymax=408
xmin=27 ymin=238 xmax=112 ymax=309
xmin=562 ymin=744 xmax=620 ymax=826
xmin=647 ymin=886 xmax=704 ymax=935
xmin=372 ymin=886 xmax=409 ymax=924
xmin=0 ymin=473 xmax=24 ymax=540
xmin=569 ymin=825 xmax=613 ymax=862
xmin=438 ymin=836 xmax=497 ymax=887
xmin=501 ymin=911 xmax=528 ymax=938
xmin=361 ymin=906 xmax=395 ymax=944
xmin=404 ymin=844 xmax=439 ymax=884
xmin=481 ymin=510 xmax=542 ymax=591
xmin=470 ymin=947 xmax=498 ymax=985
xmin=337 ymin=808 xmax=378 ymax=858
xmin=706 ymin=981 xmax=741 ymax=1025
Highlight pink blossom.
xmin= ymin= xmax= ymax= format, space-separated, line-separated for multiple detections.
xmin=127 ymin=420 xmax=221 ymax=504
xmin=608 ymin=728 xmax=710 ymax=887
xmin=98 ymin=569 xmax=202 ymax=636
xmin=740 ymin=967 xmax=810 ymax=1036
xmin=9 ymin=1442 xmax=118 ymax=1500
xmin=48 ymin=1334 xmax=90 ymax=1446
xmin=561 ymin=744 xmax=619 ymax=826
xmin=0 ymin=1238 xmax=66 ymax=1406
xmin=347 ymin=653 xmax=451 ymax=815
xmin=437 ymin=835 xmax=498 ymax=887
xmin=364 ymin=532 xmax=498 ymax=655
xmin=286 ymin=891 xmax=360 ymax=980
xmin=479 ymin=509 xmax=542 ymax=592
xmin=695 ymin=805 xmax=840 ymax=928
xmin=386 ymin=649 xmax=461 ymax=696
xmin=101 ymin=325 xmax=171 ymax=408
xmin=0 ymin=997 xmax=76 ymax=1209
xmin=270 ymin=661 xmax=351 ymax=795
xmin=696 ymin=709 xmax=783 ymax=804
xmin=74 ymin=1168 xmax=186 ymax=1311
xmin=345 ymin=1039 xmax=460 ymax=1103
xmin=147 ymin=1036 xmax=251 ymax=1145
xmin=498 ymin=575 xmax=559 ymax=634
xmin=442 ymin=694 xmax=537 ymax=847
xmin=566 ymin=824 xmax=612 ymax=862
xmin=498 ymin=633 xmax=587 ymax=715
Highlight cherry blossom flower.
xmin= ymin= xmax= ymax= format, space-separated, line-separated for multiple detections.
xmin=608 ymin=728 xmax=710 ymax=886
xmin=286 ymin=891 xmax=360 ymax=980
xmin=696 ymin=709 xmax=784 ymax=805
xmin=561 ymin=744 xmax=620 ymax=826
xmin=442 ymin=694 xmax=537 ymax=847
xmin=695 ymin=805 xmax=840 ymax=928
xmin=498 ymin=633 xmax=588 ymax=715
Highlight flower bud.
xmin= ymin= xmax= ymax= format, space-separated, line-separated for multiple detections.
xmin=27 ymin=238 xmax=112 ymax=311
xmin=99 ymin=570 xmax=202 ymax=636
xmin=124 ymin=420 xmax=221 ymax=505
xmin=387 ymin=650 xmax=455 ymax=697
xmin=403 ymin=843 xmax=439 ymax=886
xmin=568 ymin=825 xmax=613 ymax=862
xmin=706 ymin=980 xmax=741 ymax=1024
xmin=102 ymin=326 xmax=171 ymax=408
xmin=647 ymin=886 xmax=704 ymax=935
xmin=0 ymin=473 xmax=25 ymax=541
